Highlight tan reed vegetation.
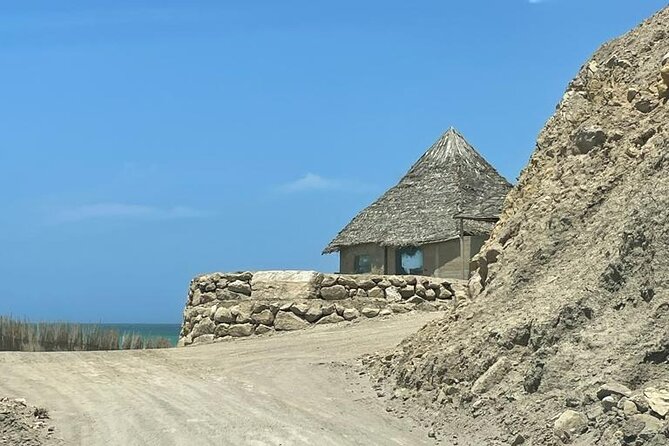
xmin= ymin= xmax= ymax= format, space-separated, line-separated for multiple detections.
xmin=0 ymin=316 xmax=172 ymax=352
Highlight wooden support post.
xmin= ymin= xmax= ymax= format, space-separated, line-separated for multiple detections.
xmin=459 ymin=218 xmax=466 ymax=280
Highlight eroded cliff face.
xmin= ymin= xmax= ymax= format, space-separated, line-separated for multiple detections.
xmin=368 ymin=6 xmax=669 ymax=445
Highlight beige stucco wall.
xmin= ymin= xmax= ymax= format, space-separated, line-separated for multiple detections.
xmin=339 ymin=244 xmax=386 ymax=274
xmin=338 ymin=235 xmax=489 ymax=279
xmin=428 ymin=236 xmax=487 ymax=279
xmin=425 ymin=240 xmax=459 ymax=278
xmin=470 ymin=235 xmax=487 ymax=264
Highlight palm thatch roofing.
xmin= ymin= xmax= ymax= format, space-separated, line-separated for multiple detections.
xmin=323 ymin=128 xmax=512 ymax=254
xmin=454 ymin=193 xmax=509 ymax=222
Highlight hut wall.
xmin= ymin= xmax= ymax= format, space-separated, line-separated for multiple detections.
xmin=470 ymin=236 xmax=487 ymax=264
xmin=338 ymin=236 xmax=489 ymax=278
xmin=339 ymin=244 xmax=386 ymax=274
xmin=426 ymin=236 xmax=488 ymax=279
xmin=425 ymin=240 xmax=461 ymax=278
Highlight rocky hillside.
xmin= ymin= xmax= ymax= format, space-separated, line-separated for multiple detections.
xmin=1 ymin=398 xmax=60 ymax=446
xmin=367 ymin=6 xmax=669 ymax=446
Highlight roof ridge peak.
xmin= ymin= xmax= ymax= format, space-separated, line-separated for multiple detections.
xmin=413 ymin=127 xmax=478 ymax=168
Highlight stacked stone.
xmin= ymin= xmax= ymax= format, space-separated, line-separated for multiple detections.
xmin=187 ymin=272 xmax=253 ymax=306
xmin=318 ymin=274 xmax=453 ymax=304
xmin=179 ymin=271 xmax=458 ymax=347
xmin=554 ymin=383 xmax=669 ymax=443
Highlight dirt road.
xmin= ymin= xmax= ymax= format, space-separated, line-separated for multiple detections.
xmin=0 ymin=313 xmax=441 ymax=446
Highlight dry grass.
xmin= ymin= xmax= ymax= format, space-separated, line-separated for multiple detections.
xmin=0 ymin=316 xmax=172 ymax=352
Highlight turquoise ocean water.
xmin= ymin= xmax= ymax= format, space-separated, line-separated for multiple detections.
xmin=96 ymin=323 xmax=181 ymax=346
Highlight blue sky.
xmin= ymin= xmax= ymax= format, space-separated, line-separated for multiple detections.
xmin=0 ymin=0 xmax=665 ymax=323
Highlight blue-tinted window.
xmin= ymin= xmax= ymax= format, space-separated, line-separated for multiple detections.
xmin=397 ymin=247 xmax=424 ymax=275
xmin=354 ymin=255 xmax=372 ymax=274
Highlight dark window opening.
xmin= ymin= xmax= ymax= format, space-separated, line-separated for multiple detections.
xmin=354 ymin=254 xmax=372 ymax=274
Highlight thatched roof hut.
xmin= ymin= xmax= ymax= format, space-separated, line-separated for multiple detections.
xmin=454 ymin=193 xmax=510 ymax=222
xmin=324 ymin=128 xmax=512 ymax=278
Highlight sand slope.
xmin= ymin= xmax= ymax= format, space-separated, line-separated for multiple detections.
xmin=0 ymin=313 xmax=441 ymax=446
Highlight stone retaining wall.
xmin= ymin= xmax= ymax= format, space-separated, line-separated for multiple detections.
xmin=179 ymin=271 xmax=464 ymax=346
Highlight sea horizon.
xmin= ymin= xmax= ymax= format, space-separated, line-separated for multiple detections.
xmin=1 ymin=318 xmax=182 ymax=347
xmin=96 ymin=323 xmax=181 ymax=345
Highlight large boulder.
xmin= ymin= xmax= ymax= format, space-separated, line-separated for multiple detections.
xmin=554 ymin=410 xmax=588 ymax=440
xmin=623 ymin=414 xmax=664 ymax=441
xmin=357 ymin=278 xmax=376 ymax=290
xmin=368 ymin=287 xmax=385 ymax=299
xmin=251 ymin=309 xmax=275 ymax=326
xmin=320 ymin=285 xmax=347 ymax=300
xmin=643 ymin=387 xmax=669 ymax=418
xmin=213 ymin=307 xmax=235 ymax=323
xmin=361 ymin=307 xmax=380 ymax=318
xmin=251 ymin=271 xmax=323 ymax=300
xmin=190 ymin=318 xmax=215 ymax=338
xmin=215 ymin=288 xmax=249 ymax=301
xmin=227 ymin=280 xmax=252 ymax=296
xmin=336 ymin=276 xmax=359 ymax=288
xmin=471 ymin=358 xmax=511 ymax=395
xmin=303 ymin=304 xmax=324 ymax=323
xmin=255 ymin=324 xmax=274 ymax=335
xmin=597 ymin=383 xmax=632 ymax=400
xmin=274 ymin=311 xmax=310 ymax=331
xmin=343 ymin=308 xmax=360 ymax=321
xmin=315 ymin=314 xmax=345 ymax=325
xmin=231 ymin=302 xmax=253 ymax=324
xmin=385 ymin=287 xmax=402 ymax=302
xmin=228 ymin=323 xmax=254 ymax=337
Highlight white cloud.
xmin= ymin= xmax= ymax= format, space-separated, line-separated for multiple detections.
xmin=278 ymin=173 xmax=374 ymax=194
xmin=50 ymin=203 xmax=204 ymax=224
xmin=279 ymin=173 xmax=347 ymax=193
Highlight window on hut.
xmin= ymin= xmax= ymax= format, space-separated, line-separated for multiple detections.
xmin=354 ymin=254 xmax=372 ymax=274
xmin=397 ymin=247 xmax=424 ymax=275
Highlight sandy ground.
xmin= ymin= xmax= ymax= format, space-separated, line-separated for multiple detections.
xmin=0 ymin=312 xmax=441 ymax=446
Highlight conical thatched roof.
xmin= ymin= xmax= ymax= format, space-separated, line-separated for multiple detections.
xmin=323 ymin=128 xmax=512 ymax=253
xmin=454 ymin=193 xmax=509 ymax=222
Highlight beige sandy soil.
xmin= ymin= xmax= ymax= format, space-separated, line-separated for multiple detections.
xmin=0 ymin=312 xmax=441 ymax=446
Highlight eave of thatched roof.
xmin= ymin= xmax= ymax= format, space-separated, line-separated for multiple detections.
xmin=323 ymin=128 xmax=512 ymax=254
xmin=454 ymin=193 xmax=509 ymax=222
